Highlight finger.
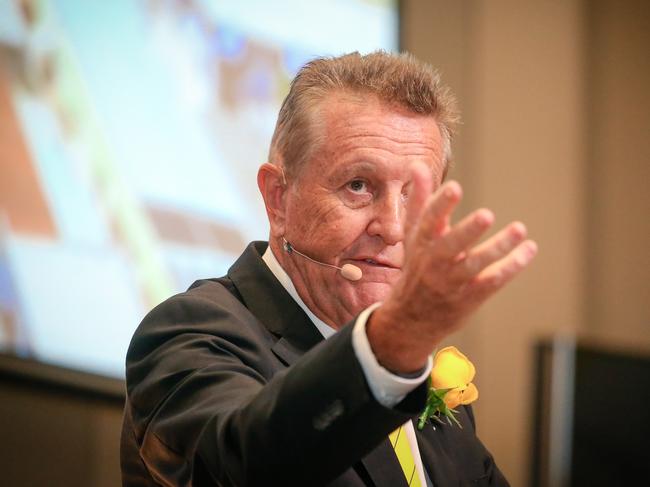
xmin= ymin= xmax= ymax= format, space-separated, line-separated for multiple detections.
xmin=465 ymin=239 xmax=538 ymax=302
xmin=404 ymin=162 xmax=433 ymax=236
xmin=432 ymin=208 xmax=495 ymax=260
xmin=450 ymin=221 xmax=527 ymax=280
xmin=416 ymin=180 xmax=463 ymax=239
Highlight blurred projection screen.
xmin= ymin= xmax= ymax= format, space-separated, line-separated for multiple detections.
xmin=0 ymin=0 xmax=398 ymax=378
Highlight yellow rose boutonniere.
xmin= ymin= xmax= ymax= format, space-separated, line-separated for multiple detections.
xmin=417 ymin=346 xmax=479 ymax=430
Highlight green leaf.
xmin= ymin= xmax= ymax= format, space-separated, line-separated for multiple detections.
xmin=419 ymin=385 xmax=465 ymax=430
xmin=443 ymin=408 xmax=462 ymax=428
xmin=417 ymin=406 xmax=430 ymax=430
xmin=432 ymin=387 xmax=452 ymax=399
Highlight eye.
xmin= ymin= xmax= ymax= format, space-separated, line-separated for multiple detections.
xmin=347 ymin=179 xmax=368 ymax=193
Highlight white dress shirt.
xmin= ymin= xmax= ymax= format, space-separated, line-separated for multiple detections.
xmin=262 ymin=246 xmax=431 ymax=486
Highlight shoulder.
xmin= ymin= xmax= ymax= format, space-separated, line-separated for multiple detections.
xmin=124 ymin=274 xmax=283 ymax=416
xmin=133 ymin=277 xmax=248 ymax=339
xmin=125 ymin=276 xmax=279 ymax=387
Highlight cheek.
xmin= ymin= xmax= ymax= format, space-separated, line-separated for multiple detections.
xmin=289 ymin=197 xmax=369 ymax=251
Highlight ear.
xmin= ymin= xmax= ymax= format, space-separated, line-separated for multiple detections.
xmin=257 ymin=163 xmax=288 ymax=237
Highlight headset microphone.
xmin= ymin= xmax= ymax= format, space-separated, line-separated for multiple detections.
xmin=282 ymin=238 xmax=363 ymax=281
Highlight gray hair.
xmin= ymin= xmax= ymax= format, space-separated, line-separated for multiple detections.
xmin=268 ymin=51 xmax=460 ymax=179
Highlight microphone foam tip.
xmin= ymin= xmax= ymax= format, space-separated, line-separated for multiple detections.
xmin=341 ymin=264 xmax=362 ymax=281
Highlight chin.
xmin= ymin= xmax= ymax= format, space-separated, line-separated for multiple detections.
xmin=342 ymin=281 xmax=393 ymax=312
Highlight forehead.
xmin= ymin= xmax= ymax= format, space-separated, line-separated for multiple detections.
xmin=308 ymin=93 xmax=444 ymax=180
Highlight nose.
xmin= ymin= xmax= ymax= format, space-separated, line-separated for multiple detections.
xmin=366 ymin=188 xmax=405 ymax=245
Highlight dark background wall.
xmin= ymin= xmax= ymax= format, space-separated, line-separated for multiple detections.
xmin=0 ymin=357 xmax=123 ymax=486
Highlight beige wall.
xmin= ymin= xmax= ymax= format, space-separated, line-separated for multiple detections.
xmin=584 ymin=0 xmax=650 ymax=349
xmin=402 ymin=0 xmax=650 ymax=485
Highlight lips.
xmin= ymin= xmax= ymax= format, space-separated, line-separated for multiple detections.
xmin=351 ymin=256 xmax=400 ymax=269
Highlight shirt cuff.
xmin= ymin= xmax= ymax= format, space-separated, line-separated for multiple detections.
xmin=351 ymin=302 xmax=432 ymax=407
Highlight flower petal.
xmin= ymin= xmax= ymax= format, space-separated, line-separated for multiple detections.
xmin=431 ymin=346 xmax=476 ymax=390
xmin=459 ymin=382 xmax=479 ymax=405
xmin=443 ymin=388 xmax=462 ymax=409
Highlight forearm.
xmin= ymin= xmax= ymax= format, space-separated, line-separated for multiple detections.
xmin=196 ymin=325 xmax=424 ymax=486
xmin=126 ymin=300 xmax=425 ymax=486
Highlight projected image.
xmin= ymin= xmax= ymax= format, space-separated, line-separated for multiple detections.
xmin=0 ymin=0 xmax=398 ymax=377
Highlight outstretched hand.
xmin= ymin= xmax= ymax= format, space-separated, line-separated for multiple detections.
xmin=367 ymin=162 xmax=538 ymax=374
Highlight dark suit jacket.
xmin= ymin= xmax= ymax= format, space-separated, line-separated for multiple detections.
xmin=121 ymin=241 xmax=508 ymax=487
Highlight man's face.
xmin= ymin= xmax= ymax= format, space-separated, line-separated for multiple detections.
xmin=280 ymin=93 xmax=445 ymax=327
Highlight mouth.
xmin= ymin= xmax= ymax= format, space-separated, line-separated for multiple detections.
xmin=351 ymin=257 xmax=400 ymax=269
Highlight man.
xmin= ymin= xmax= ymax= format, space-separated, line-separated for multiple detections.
xmin=121 ymin=51 xmax=537 ymax=486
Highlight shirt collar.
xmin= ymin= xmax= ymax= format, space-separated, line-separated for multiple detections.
xmin=262 ymin=244 xmax=336 ymax=339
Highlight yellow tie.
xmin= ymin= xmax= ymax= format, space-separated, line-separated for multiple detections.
xmin=389 ymin=425 xmax=422 ymax=487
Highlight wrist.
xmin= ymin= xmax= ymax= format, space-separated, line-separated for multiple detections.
xmin=366 ymin=306 xmax=439 ymax=375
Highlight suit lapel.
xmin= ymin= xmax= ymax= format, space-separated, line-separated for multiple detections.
xmin=415 ymin=419 xmax=461 ymax=487
xmin=228 ymin=242 xmax=416 ymax=487
xmin=227 ymin=241 xmax=322 ymax=366
xmin=270 ymin=336 xmax=305 ymax=366
xmin=360 ymin=437 xmax=410 ymax=487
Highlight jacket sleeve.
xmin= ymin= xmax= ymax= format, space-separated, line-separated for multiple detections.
xmin=124 ymin=287 xmax=427 ymax=486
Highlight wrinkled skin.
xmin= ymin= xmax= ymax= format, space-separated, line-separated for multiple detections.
xmin=258 ymin=92 xmax=537 ymax=373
